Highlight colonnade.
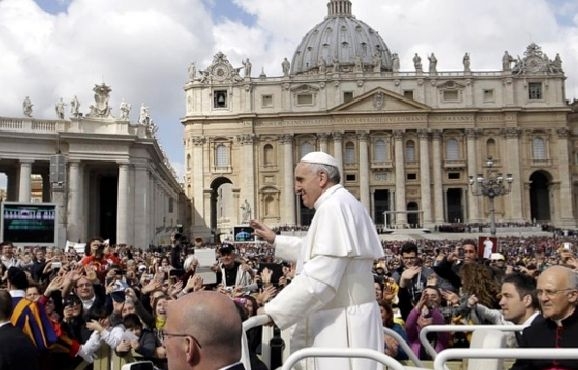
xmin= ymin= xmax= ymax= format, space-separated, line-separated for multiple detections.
xmin=2 ymin=158 xmax=180 ymax=247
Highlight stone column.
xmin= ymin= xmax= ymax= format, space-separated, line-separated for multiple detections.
xmin=67 ymin=161 xmax=81 ymax=243
xmin=432 ymin=130 xmax=444 ymax=224
xmin=393 ymin=130 xmax=407 ymax=227
xmin=318 ymin=133 xmax=330 ymax=153
xmin=18 ymin=160 xmax=33 ymax=202
xmin=358 ymin=131 xmax=370 ymax=210
xmin=42 ymin=172 xmax=51 ymax=202
xmin=332 ymin=132 xmax=344 ymax=180
xmin=504 ymin=128 xmax=523 ymax=222
xmin=238 ymin=134 xmax=256 ymax=223
xmin=418 ymin=129 xmax=433 ymax=228
xmin=466 ymin=128 xmax=480 ymax=223
xmin=192 ymin=137 xmax=206 ymax=232
xmin=117 ymin=163 xmax=130 ymax=245
xmin=6 ymin=168 xmax=17 ymax=201
xmin=555 ymin=128 xmax=576 ymax=227
xmin=134 ymin=164 xmax=150 ymax=249
xmin=281 ymin=134 xmax=296 ymax=225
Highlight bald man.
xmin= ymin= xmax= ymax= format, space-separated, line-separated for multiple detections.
xmin=164 ymin=291 xmax=245 ymax=370
xmin=511 ymin=266 xmax=578 ymax=370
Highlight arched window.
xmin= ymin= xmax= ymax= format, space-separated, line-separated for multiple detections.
xmin=263 ymin=144 xmax=274 ymax=166
xmin=405 ymin=140 xmax=416 ymax=162
xmin=486 ymin=138 xmax=496 ymax=159
xmin=446 ymin=139 xmax=459 ymax=160
xmin=344 ymin=141 xmax=355 ymax=164
xmin=300 ymin=142 xmax=315 ymax=159
xmin=533 ymin=137 xmax=546 ymax=159
xmin=215 ymin=144 xmax=229 ymax=168
xmin=374 ymin=139 xmax=387 ymax=162
xmin=186 ymin=154 xmax=191 ymax=170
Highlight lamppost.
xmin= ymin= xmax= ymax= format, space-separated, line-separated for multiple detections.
xmin=468 ymin=157 xmax=513 ymax=236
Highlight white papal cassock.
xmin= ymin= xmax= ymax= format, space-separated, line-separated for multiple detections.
xmin=264 ymin=184 xmax=385 ymax=370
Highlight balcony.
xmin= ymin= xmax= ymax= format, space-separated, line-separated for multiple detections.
xmin=443 ymin=159 xmax=466 ymax=169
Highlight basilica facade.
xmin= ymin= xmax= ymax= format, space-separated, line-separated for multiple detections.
xmin=183 ymin=0 xmax=577 ymax=238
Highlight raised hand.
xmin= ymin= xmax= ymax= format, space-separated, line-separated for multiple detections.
xmin=249 ymin=219 xmax=276 ymax=244
xmin=169 ymin=280 xmax=184 ymax=297
xmin=261 ymin=267 xmax=273 ymax=285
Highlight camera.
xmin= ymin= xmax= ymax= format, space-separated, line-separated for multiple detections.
xmin=52 ymin=262 xmax=62 ymax=269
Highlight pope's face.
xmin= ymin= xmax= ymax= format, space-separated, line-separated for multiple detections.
xmin=294 ymin=163 xmax=324 ymax=209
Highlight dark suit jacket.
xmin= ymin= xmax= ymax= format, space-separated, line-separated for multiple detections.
xmin=511 ymin=310 xmax=578 ymax=370
xmin=0 ymin=323 xmax=41 ymax=370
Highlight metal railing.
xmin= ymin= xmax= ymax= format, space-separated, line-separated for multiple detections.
xmin=281 ymin=348 xmax=406 ymax=370
xmin=383 ymin=327 xmax=423 ymax=367
xmin=434 ymin=348 xmax=578 ymax=370
xmin=419 ymin=324 xmax=528 ymax=359
xmin=243 ymin=315 xmax=424 ymax=369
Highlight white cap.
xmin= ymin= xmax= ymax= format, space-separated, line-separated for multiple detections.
xmin=300 ymin=151 xmax=339 ymax=168
xmin=490 ymin=253 xmax=505 ymax=261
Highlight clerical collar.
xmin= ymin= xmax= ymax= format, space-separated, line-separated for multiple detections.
xmin=550 ymin=306 xmax=577 ymax=327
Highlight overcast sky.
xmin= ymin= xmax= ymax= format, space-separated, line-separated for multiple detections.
xmin=1 ymin=0 xmax=577 ymax=183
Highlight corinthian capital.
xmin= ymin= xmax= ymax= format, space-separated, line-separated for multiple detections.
xmin=503 ymin=127 xmax=521 ymax=139
xmin=280 ymin=134 xmax=294 ymax=144
xmin=192 ymin=136 xmax=206 ymax=146
xmin=237 ymin=134 xmax=256 ymax=145
xmin=417 ymin=129 xmax=429 ymax=139
xmin=465 ymin=128 xmax=479 ymax=139
xmin=556 ymin=127 xmax=570 ymax=138
xmin=393 ymin=129 xmax=405 ymax=140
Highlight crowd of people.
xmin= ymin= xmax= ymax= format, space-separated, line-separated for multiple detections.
xmin=0 ymin=232 xmax=577 ymax=369
xmin=1 ymin=151 xmax=578 ymax=370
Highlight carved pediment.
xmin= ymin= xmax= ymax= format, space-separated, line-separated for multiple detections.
xmin=290 ymin=84 xmax=320 ymax=93
xmin=331 ymin=88 xmax=431 ymax=113
xmin=198 ymin=52 xmax=244 ymax=85
xmin=437 ymin=80 xmax=466 ymax=90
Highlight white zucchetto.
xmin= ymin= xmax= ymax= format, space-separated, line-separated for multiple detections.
xmin=300 ymin=151 xmax=339 ymax=168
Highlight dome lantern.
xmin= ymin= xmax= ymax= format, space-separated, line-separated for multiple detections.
xmin=327 ymin=0 xmax=352 ymax=17
xmin=290 ymin=0 xmax=394 ymax=76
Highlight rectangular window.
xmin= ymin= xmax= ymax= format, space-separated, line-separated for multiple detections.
xmin=343 ymin=91 xmax=354 ymax=103
xmin=168 ymin=198 xmax=174 ymax=213
xmin=529 ymin=82 xmax=543 ymax=100
xmin=262 ymin=94 xmax=273 ymax=107
xmin=403 ymin=90 xmax=414 ymax=100
xmin=483 ymin=89 xmax=494 ymax=103
xmin=214 ymin=90 xmax=227 ymax=108
xmin=443 ymin=90 xmax=459 ymax=102
xmin=448 ymin=172 xmax=460 ymax=180
xmin=345 ymin=174 xmax=356 ymax=182
xmin=297 ymin=93 xmax=313 ymax=105
xmin=406 ymin=173 xmax=417 ymax=180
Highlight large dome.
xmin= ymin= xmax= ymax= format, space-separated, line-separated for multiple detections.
xmin=290 ymin=0 xmax=394 ymax=75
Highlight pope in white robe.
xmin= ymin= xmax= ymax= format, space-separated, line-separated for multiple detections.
xmin=252 ymin=151 xmax=384 ymax=370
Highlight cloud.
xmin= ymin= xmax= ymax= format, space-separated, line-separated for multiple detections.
xmin=0 ymin=0 xmax=577 ymax=175
xmin=0 ymin=0 xmax=215 ymax=168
